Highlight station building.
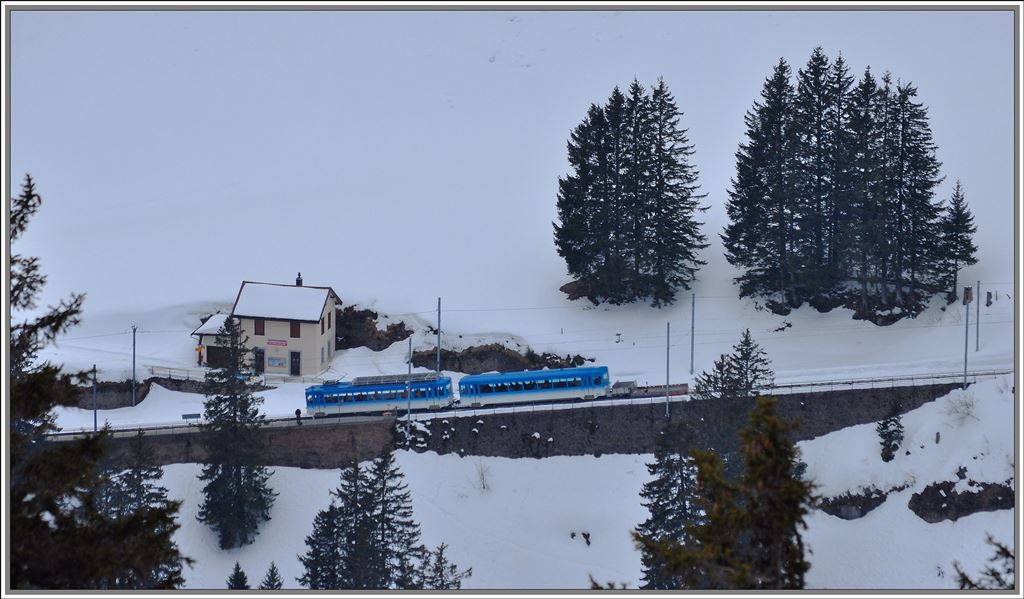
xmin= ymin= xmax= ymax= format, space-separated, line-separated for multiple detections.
xmin=192 ymin=273 xmax=341 ymax=377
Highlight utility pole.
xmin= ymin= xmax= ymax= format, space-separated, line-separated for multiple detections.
xmin=92 ymin=365 xmax=98 ymax=433
xmin=976 ymin=280 xmax=980 ymax=352
xmin=963 ymin=287 xmax=971 ymax=389
xmin=131 ymin=324 xmax=137 ymax=407
xmin=665 ymin=322 xmax=670 ymax=419
xmin=689 ymin=292 xmax=695 ymax=375
xmin=406 ymin=337 xmax=412 ymax=443
xmin=437 ymin=297 xmax=441 ymax=373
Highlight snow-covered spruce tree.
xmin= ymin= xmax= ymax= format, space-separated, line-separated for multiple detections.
xmin=196 ymin=316 xmax=277 ymax=549
xmin=420 ymin=543 xmax=473 ymax=590
xmin=10 ymin=175 xmax=189 ymax=590
xmin=722 ymin=58 xmax=800 ymax=309
xmin=298 ymin=462 xmax=372 ymax=589
xmin=296 ymin=501 xmax=344 ymax=589
xmin=554 ymin=104 xmax=605 ymax=293
xmin=636 ymin=438 xmax=703 ymax=589
xmin=259 ymin=562 xmax=284 ymax=590
xmin=226 ymin=562 xmax=249 ymax=590
xmin=637 ymin=397 xmax=815 ymax=589
xmin=730 ymin=329 xmax=775 ymax=397
xmin=875 ymin=400 xmax=905 ymax=463
xmin=647 ymin=77 xmax=709 ymax=307
xmin=941 ymin=180 xmax=978 ymax=302
xmin=826 ymin=53 xmax=856 ymax=288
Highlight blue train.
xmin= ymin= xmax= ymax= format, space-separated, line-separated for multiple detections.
xmin=305 ymin=365 xmax=610 ymax=416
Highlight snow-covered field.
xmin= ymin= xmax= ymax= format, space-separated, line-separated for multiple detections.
xmin=159 ymin=375 xmax=1014 ymax=590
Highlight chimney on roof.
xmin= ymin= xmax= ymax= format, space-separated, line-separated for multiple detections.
xmin=296 ymin=272 xmax=303 ymax=287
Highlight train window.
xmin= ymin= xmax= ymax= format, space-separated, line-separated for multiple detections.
xmin=539 ymin=380 xmax=552 ymax=389
xmin=594 ymin=376 xmax=602 ymax=385
xmin=554 ymin=379 xmax=567 ymax=389
xmin=482 ymin=385 xmax=492 ymax=394
xmin=571 ymin=378 xmax=581 ymax=387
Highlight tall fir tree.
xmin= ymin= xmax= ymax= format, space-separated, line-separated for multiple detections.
xmin=691 ymin=352 xmax=736 ymax=402
xmin=793 ymin=47 xmax=836 ymax=296
xmin=366 ymin=450 xmax=425 ymax=589
xmin=226 ymin=562 xmax=249 ymax=590
xmin=296 ymin=502 xmax=345 ymax=589
xmin=723 ymin=58 xmax=800 ymax=307
xmin=648 ymin=78 xmax=709 ymax=306
xmin=847 ymin=68 xmax=886 ymax=312
xmin=637 ymin=438 xmax=703 ymax=589
xmin=941 ymin=180 xmax=978 ymax=302
xmin=875 ymin=400 xmax=905 ymax=463
xmin=636 ymin=397 xmax=815 ymax=589
xmin=196 ymin=316 xmax=277 ymax=549
xmin=259 ymin=562 xmax=284 ymax=590
xmin=729 ymin=329 xmax=775 ymax=397
xmin=11 ymin=175 xmax=189 ymax=590
xmin=555 ymin=79 xmax=705 ymax=306
xmin=826 ymin=53 xmax=856 ymax=286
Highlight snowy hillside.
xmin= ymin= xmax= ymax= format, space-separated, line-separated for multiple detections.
xmin=157 ymin=375 xmax=1014 ymax=590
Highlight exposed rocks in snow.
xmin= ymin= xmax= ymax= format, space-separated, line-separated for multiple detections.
xmin=412 ymin=343 xmax=592 ymax=374
xmin=908 ymin=479 xmax=1014 ymax=523
xmin=334 ymin=305 xmax=412 ymax=351
xmin=818 ymin=485 xmax=905 ymax=520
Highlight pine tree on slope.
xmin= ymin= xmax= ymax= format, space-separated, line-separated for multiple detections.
xmin=875 ymin=400 xmax=905 ymax=463
xmin=196 ymin=316 xmax=277 ymax=549
xmin=226 ymin=562 xmax=249 ymax=590
xmin=366 ymin=450 xmax=425 ymax=589
xmin=637 ymin=439 xmax=703 ymax=589
xmin=259 ymin=562 xmax=284 ymax=590
xmin=636 ymin=397 xmax=815 ymax=589
xmin=941 ymin=180 xmax=978 ymax=302
xmin=11 ymin=175 xmax=189 ymax=590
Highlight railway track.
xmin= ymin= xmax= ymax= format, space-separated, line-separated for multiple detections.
xmin=47 ymin=368 xmax=1012 ymax=441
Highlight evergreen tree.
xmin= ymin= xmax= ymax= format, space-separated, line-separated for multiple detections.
xmin=420 ymin=543 xmax=473 ymax=590
xmin=259 ymin=562 xmax=284 ymax=590
xmin=636 ymin=397 xmax=815 ymax=589
xmin=826 ymin=53 xmax=856 ymax=286
xmin=11 ymin=175 xmax=189 ymax=589
xmin=637 ymin=440 xmax=703 ymax=589
xmin=847 ymin=68 xmax=886 ymax=312
xmin=723 ymin=58 xmax=800 ymax=307
xmin=941 ymin=180 xmax=978 ymax=302
xmin=875 ymin=400 xmax=905 ymax=463
xmin=647 ymin=78 xmax=709 ymax=306
xmin=691 ymin=353 xmax=736 ymax=401
xmin=555 ymin=79 xmax=705 ymax=306
xmin=793 ymin=47 xmax=836 ymax=296
xmin=296 ymin=502 xmax=345 ymax=589
xmin=196 ymin=316 xmax=277 ymax=549
xmin=366 ymin=450 xmax=424 ymax=589
xmin=729 ymin=329 xmax=775 ymax=397
xmin=692 ymin=330 xmax=774 ymax=400
xmin=226 ymin=562 xmax=249 ymax=590
xmin=954 ymin=535 xmax=1015 ymax=590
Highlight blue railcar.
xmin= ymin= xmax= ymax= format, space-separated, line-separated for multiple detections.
xmin=305 ymin=373 xmax=453 ymax=416
xmin=457 ymin=366 xmax=610 ymax=407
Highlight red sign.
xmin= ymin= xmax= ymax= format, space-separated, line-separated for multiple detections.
xmin=267 ymin=339 xmax=288 ymax=347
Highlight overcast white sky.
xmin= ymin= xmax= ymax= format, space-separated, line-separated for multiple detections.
xmin=10 ymin=9 xmax=1015 ymax=318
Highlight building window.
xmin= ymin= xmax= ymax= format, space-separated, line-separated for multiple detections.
xmin=328 ymin=311 xmax=332 ymax=329
xmin=254 ymin=318 xmax=265 ymax=336
xmin=290 ymin=321 xmax=300 ymax=338
xmin=321 ymin=317 xmax=325 ymax=335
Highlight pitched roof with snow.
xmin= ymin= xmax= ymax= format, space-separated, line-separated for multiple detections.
xmin=231 ymin=282 xmax=340 ymax=322
xmin=192 ymin=313 xmax=229 ymax=337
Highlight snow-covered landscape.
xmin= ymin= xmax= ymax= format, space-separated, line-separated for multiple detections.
xmin=9 ymin=7 xmax=1017 ymax=593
